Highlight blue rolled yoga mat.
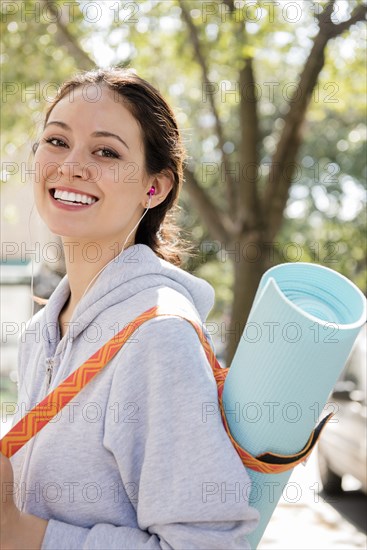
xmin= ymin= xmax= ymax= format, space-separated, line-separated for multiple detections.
xmin=222 ymin=263 xmax=366 ymax=548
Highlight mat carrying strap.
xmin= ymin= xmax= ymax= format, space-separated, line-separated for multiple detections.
xmin=0 ymin=306 xmax=333 ymax=471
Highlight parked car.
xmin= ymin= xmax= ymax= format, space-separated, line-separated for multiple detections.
xmin=318 ymin=323 xmax=367 ymax=494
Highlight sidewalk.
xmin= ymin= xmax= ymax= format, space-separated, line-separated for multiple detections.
xmin=258 ymin=450 xmax=367 ymax=549
xmin=260 ymin=501 xmax=366 ymax=549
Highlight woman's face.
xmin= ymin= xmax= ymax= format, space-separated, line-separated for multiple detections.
xmin=33 ymin=85 xmax=151 ymax=246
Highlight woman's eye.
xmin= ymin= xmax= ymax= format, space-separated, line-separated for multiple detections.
xmin=42 ymin=138 xmax=119 ymax=159
xmin=95 ymin=148 xmax=120 ymax=159
xmin=44 ymin=137 xmax=67 ymax=147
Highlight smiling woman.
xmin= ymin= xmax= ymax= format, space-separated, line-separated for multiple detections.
xmin=1 ymin=68 xmax=259 ymax=550
xmin=33 ymin=71 xmax=182 ymax=264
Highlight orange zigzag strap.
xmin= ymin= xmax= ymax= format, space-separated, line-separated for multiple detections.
xmin=0 ymin=305 xmax=332 ymax=472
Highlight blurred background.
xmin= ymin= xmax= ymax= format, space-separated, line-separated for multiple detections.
xmin=1 ymin=1 xmax=366 ymax=547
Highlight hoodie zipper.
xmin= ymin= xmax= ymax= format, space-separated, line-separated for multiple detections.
xmin=46 ymin=357 xmax=55 ymax=388
xmin=17 ymin=356 xmax=57 ymax=512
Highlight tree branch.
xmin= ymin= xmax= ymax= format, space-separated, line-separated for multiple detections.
xmin=222 ymin=0 xmax=235 ymax=12
xmin=42 ymin=0 xmax=95 ymax=70
xmin=262 ymin=0 xmax=366 ymax=240
xmin=184 ymin=169 xmax=232 ymax=242
xmin=262 ymin=32 xmax=328 ymax=239
xmin=237 ymin=58 xmax=261 ymax=229
xmin=317 ymin=1 xmax=366 ymax=38
xmin=179 ymin=1 xmax=237 ymax=215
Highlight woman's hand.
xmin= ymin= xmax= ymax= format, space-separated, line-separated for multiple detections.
xmin=0 ymin=451 xmax=21 ymax=549
xmin=0 ymin=452 xmax=48 ymax=550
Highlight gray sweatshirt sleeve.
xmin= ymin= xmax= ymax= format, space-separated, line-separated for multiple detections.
xmin=41 ymin=317 xmax=260 ymax=550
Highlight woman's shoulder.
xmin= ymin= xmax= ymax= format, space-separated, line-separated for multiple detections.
xmin=115 ymin=305 xmax=215 ymax=385
xmin=104 ymin=286 xmax=205 ymax=334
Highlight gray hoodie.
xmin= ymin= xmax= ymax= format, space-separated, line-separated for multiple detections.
xmin=10 ymin=244 xmax=259 ymax=549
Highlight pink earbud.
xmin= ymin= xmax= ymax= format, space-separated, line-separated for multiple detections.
xmin=148 ymin=186 xmax=155 ymax=196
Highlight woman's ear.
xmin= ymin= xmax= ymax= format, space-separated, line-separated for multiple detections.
xmin=143 ymin=169 xmax=174 ymax=208
xmin=32 ymin=142 xmax=39 ymax=154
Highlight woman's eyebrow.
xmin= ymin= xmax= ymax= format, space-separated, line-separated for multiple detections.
xmin=92 ymin=131 xmax=129 ymax=150
xmin=45 ymin=120 xmax=70 ymax=131
xmin=44 ymin=121 xmax=129 ymax=150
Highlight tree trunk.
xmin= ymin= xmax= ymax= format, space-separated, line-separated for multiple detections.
xmin=223 ymin=2 xmax=366 ymax=364
xmin=226 ymin=234 xmax=268 ymax=365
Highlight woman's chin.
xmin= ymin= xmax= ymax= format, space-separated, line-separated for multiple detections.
xmin=46 ymin=224 xmax=95 ymax=240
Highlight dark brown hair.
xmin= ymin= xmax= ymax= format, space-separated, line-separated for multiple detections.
xmin=36 ymin=67 xmax=192 ymax=266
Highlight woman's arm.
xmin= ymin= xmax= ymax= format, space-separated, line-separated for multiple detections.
xmin=104 ymin=316 xmax=259 ymax=549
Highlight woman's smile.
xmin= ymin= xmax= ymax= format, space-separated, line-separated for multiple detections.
xmin=48 ymin=187 xmax=99 ymax=210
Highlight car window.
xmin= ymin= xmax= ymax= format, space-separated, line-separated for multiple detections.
xmin=342 ymin=324 xmax=367 ymax=392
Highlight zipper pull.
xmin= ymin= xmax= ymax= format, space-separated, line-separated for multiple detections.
xmin=46 ymin=358 xmax=54 ymax=387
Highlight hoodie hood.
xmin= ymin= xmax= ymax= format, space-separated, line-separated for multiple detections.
xmin=42 ymin=244 xmax=215 ymax=357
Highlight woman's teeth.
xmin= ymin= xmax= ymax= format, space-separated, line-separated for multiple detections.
xmin=53 ymin=189 xmax=96 ymax=205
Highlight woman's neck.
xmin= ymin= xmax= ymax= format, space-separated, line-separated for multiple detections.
xmin=61 ymin=236 xmax=133 ymax=311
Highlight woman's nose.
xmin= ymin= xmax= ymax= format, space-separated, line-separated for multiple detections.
xmin=58 ymin=147 xmax=96 ymax=181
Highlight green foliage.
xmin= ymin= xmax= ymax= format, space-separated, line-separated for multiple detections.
xmin=1 ymin=0 xmax=89 ymax=151
xmin=1 ymin=0 xmax=366 ymax=307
